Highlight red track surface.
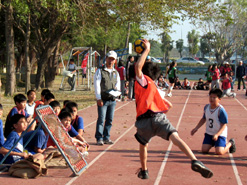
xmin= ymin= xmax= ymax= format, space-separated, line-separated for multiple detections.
xmin=0 ymin=89 xmax=246 ymax=185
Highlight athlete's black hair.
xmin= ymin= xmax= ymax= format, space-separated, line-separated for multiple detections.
xmin=209 ymin=88 xmax=223 ymax=98
xmin=142 ymin=62 xmax=161 ymax=81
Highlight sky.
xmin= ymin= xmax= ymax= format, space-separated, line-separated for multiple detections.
xmin=145 ymin=18 xmax=202 ymax=47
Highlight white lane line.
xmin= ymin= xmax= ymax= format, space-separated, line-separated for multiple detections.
xmin=235 ymin=97 xmax=247 ymax=111
xmin=229 ymin=153 xmax=243 ymax=185
xmin=84 ymin=102 xmax=130 ymax=128
xmin=229 ymin=97 xmax=247 ymax=185
xmin=154 ymin=90 xmax=192 ymax=185
xmin=66 ymin=124 xmax=135 ymax=185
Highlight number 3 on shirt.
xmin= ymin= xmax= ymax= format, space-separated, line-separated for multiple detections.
xmin=209 ymin=118 xmax=213 ymax=128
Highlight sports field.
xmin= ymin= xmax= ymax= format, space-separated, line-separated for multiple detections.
xmin=0 ymin=89 xmax=246 ymax=185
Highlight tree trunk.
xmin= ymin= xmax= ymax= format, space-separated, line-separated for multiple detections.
xmin=25 ymin=14 xmax=31 ymax=93
xmin=35 ymin=50 xmax=50 ymax=90
xmin=122 ymin=22 xmax=131 ymax=58
xmin=44 ymin=40 xmax=60 ymax=88
xmin=5 ymin=0 xmax=16 ymax=96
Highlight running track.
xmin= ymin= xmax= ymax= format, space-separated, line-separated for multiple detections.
xmin=0 ymin=90 xmax=246 ymax=185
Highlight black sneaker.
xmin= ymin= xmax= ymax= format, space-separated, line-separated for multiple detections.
xmin=103 ymin=139 xmax=114 ymax=145
xmin=191 ymin=160 xmax=213 ymax=178
xmin=136 ymin=168 xmax=149 ymax=179
xmin=229 ymin=138 xmax=236 ymax=153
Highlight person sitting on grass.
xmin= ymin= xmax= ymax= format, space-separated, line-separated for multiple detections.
xmin=191 ymin=88 xmax=236 ymax=155
xmin=0 ymin=115 xmax=44 ymax=164
xmin=4 ymin=94 xmax=33 ymax=138
xmin=193 ymin=78 xmax=206 ymax=90
xmin=182 ymin=78 xmax=191 ymax=90
xmin=65 ymin=102 xmax=84 ymax=136
xmin=134 ymin=39 xmax=213 ymax=180
xmin=221 ymin=73 xmax=236 ymax=98
xmin=23 ymin=93 xmax=55 ymax=154
xmin=25 ymin=90 xmax=36 ymax=118
xmin=174 ymin=77 xmax=182 ymax=89
xmin=49 ymin=100 xmax=61 ymax=116
xmin=58 ymin=110 xmax=89 ymax=153
xmin=33 ymin=89 xmax=51 ymax=119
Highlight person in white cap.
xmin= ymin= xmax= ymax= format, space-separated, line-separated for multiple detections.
xmin=94 ymin=51 xmax=120 ymax=145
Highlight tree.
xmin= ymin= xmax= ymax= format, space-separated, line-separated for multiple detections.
xmin=160 ymin=32 xmax=173 ymax=63
xmin=200 ymin=35 xmax=211 ymax=58
xmin=176 ymin=39 xmax=183 ymax=58
xmin=197 ymin=0 xmax=247 ymax=63
xmin=149 ymin=40 xmax=163 ymax=57
xmin=4 ymin=0 xmax=16 ymax=96
xmin=187 ymin=29 xmax=199 ymax=57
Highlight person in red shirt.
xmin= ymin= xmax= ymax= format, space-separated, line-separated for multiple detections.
xmin=211 ymin=64 xmax=220 ymax=89
xmin=134 ymin=39 xmax=213 ymax=180
xmin=221 ymin=73 xmax=236 ymax=98
xmin=116 ymin=60 xmax=126 ymax=101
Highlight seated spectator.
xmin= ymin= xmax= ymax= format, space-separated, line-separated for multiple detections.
xmin=193 ymin=78 xmax=206 ymax=90
xmin=4 ymin=94 xmax=33 ymax=138
xmin=25 ymin=90 xmax=36 ymax=118
xmin=182 ymin=78 xmax=191 ymax=90
xmin=174 ymin=77 xmax=182 ymax=89
xmin=49 ymin=100 xmax=61 ymax=116
xmin=157 ymin=74 xmax=169 ymax=90
xmin=0 ymin=115 xmax=44 ymax=164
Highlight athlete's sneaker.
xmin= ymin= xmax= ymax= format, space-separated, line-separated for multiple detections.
xmin=229 ymin=138 xmax=236 ymax=153
xmin=136 ymin=168 xmax=149 ymax=179
xmin=167 ymin=93 xmax=172 ymax=97
xmin=191 ymin=160 xmax=213 ymax=178
xmin=103 ymin=139 xmax=114 ymax=145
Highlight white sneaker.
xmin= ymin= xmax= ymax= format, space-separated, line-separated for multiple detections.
xmin=167 ymin=93 xmax=172 ymax=97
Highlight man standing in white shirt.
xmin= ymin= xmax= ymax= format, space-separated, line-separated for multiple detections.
xmin=94 ymin=51 xmax=120 ymax=145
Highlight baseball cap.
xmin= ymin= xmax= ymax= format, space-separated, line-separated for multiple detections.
xmin=107 ymin=50 xmax=117 ymax=60
xmin=147 ymin=56 xmax=151 ymax=60
xmin=223 ymin=61 xmax=229 ymax=65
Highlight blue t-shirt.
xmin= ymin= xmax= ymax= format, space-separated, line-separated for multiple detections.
xmin=24 ymin=128 xmax=49 ymax=154
xmin=68 ymin=125 xmax=78 ymax=138
xmin=0 ymin=131 xmax=24 ymax=164
xmin=71 ymin=116 xmax=84 ymax=131
xmin=0 ymin=119 xmax=4 ymax=147
xmin=3 ymin=131 xmax=23 ymax=153
xmin=203 ymin=105 xmax=228 ymax=124
xmin=4 ymin=107 xmax=30 ymax=138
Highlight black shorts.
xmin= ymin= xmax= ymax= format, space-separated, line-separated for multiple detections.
xmin=207 ymin=80 xmax=212 ymax=83
xmin=82 ymin=74 xmax=86 ymax=78
xmin=169 ymin=77 xmax=175 ymax=84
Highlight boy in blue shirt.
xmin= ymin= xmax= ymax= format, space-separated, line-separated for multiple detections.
xmin=0 ymin=114 xmax=44 ymax=164
xmin=58 ymin=111 xmax=89 ymax=151
xmin=65 ymin=102 xmax=84 ymax=136
xmin=24 ymin=92 xmax=55 ymax=154
xmin=0 ymin=104 xmax=4 ymax=147
xmin=4 ymin=94 xmax=33 ymax=138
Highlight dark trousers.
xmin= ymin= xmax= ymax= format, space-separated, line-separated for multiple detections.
xmin=237 ymin=77 xmax=246 ymax=90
